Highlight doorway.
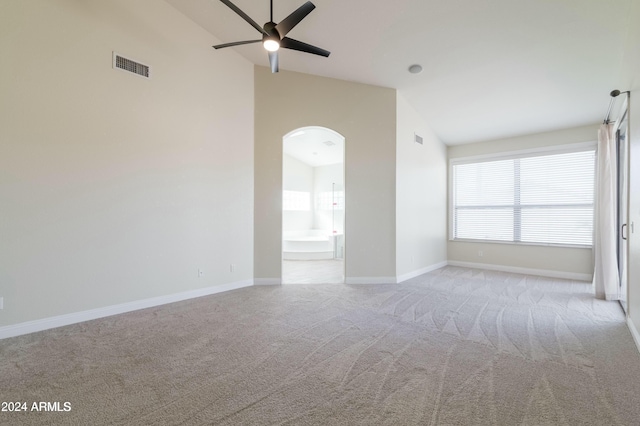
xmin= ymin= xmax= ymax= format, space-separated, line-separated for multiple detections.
xmin=282 ymin=126 xmax=345 ymax=284
xmin=616 ymin=102 xmax=630 ymax=312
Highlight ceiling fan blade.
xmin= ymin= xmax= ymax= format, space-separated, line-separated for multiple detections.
xmin=268 ymin=51 xmax=279 ymax=73
xmin=213 ymin=39 xmax=261 ymax=49
xmin=220 ymin=0 xmax=267 ymax=35
xmin=281 ymin=37 xmax=330 ymax=57
xmin=275 ymin=1 xmax=315 ymax=38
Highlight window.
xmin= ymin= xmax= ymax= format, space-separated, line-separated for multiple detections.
xmin=283 ymin=190 xmax=310 ymax=211
xmin=451 ymin=145 xmax=595 ymax=247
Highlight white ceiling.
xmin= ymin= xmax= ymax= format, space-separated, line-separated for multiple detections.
xmin=283 ymin=126 xmax=344 ymax=167
xmin=167 ymin=0 xmax=636 ymax=145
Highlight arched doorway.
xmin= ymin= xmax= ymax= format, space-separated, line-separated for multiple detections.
xmin=282 ymin=126 xmax=345 ymax=284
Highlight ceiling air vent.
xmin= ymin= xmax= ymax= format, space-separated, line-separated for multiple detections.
xmin=414 ymin=133 xmax=424 ymax=145
xmin=113 ymin=52 xmax=150 ymax=78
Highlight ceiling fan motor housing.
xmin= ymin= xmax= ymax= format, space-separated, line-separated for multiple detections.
xmin=263 ymin=22 xmax=280 ymax=43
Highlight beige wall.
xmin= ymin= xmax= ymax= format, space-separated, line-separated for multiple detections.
xmin=282 ymin=154 xmax=314 ymax=232
xmin=0 ymin=0 xmax=254 ymax=327
xmin=447 ymin=124 xmax=598 ymax=279
xmin=254 ymin=67 xmax=397 ymax=282
xmin=396 ymin=93 xmax=448 ymax=279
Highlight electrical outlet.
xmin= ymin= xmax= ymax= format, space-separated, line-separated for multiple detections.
xmin=0 ymin=297 xmax=3 ymax=310
xmin=230 ymin=264 xmax=236 ymax=272
xmin=478 ymin=250 xmax=483 ymax=257
xmin=198 ymin=269 xmax=204 ymax=278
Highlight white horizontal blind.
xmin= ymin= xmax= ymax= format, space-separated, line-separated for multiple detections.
xmin=452 ymin=149 xmax=595 ymax=246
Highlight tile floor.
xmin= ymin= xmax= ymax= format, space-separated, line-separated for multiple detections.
xmin=282 ymin=259 xmax=344 ymax=284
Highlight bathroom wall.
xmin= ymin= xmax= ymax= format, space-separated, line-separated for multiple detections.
xmin=282 ymin=154 xmax=314 ymax=232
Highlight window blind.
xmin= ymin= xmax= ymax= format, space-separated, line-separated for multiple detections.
xmin=452 ymin=148 xmax=595 ymax=246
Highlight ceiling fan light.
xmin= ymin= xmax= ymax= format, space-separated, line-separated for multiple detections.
xmin=263 ymin=39 xmax=280 ymax=52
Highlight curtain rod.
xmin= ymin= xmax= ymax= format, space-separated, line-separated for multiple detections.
xmin=604 ymin=89 xmax=630 ymax=124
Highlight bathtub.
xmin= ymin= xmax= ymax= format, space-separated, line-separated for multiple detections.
xmin=283 ymin=230 xmax=341 ymax=260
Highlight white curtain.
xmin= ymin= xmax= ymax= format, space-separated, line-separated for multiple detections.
xmin=593 ymin=123 xmax=619 ymax=300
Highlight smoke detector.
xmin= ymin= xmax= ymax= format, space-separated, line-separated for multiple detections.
xmin=408 ymin=64 xmax=423 ymax=74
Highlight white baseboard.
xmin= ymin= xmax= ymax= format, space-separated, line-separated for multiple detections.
xmin=397 ymin=261 xmax=449 ymax=283
xmin=0 ymin=279 xmax=253 ymax=340
xmin=447 ymin=261 xmax=592 ymax=282
xmin=254 ymin=278 xmax=281 ymax=286
xmin=345 ymin=276 xmax=397 ymax=285
xmin=627 ymin=317 xmax=640 ymax=355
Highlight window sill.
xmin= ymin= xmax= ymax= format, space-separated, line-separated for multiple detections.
xmin=448 ymin=238 xmax=592 ymax=250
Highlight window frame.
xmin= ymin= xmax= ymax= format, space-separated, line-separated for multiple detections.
xmin=448 ymin=141 xmax=597 ymax=248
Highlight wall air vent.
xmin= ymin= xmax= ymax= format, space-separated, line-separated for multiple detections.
xmin=113 ymin=52 xmax=150 ymax=78
xmin=414 ymin=133 xmax=424 ymax=145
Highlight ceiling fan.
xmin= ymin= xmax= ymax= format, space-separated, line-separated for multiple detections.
xmin=213 ymin=0 xmax=330 ymax=73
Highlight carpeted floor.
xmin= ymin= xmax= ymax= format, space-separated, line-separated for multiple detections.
xmin=1 ymin=266 xmax=640 ymax=425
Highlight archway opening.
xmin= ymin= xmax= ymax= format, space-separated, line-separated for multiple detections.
xmin=282 ymin=126 xmax=345 ymax=284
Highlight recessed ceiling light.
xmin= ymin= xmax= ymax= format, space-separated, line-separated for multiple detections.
xmin=408 ymin=64 xmax=423 ymax=74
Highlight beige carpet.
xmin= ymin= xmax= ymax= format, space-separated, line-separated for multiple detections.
xmin=1 ymin=266 xmax=640 ymax=425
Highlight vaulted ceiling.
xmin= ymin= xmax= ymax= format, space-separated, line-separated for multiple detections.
xmin=167 ymin=0 xmax=637 ymax=145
